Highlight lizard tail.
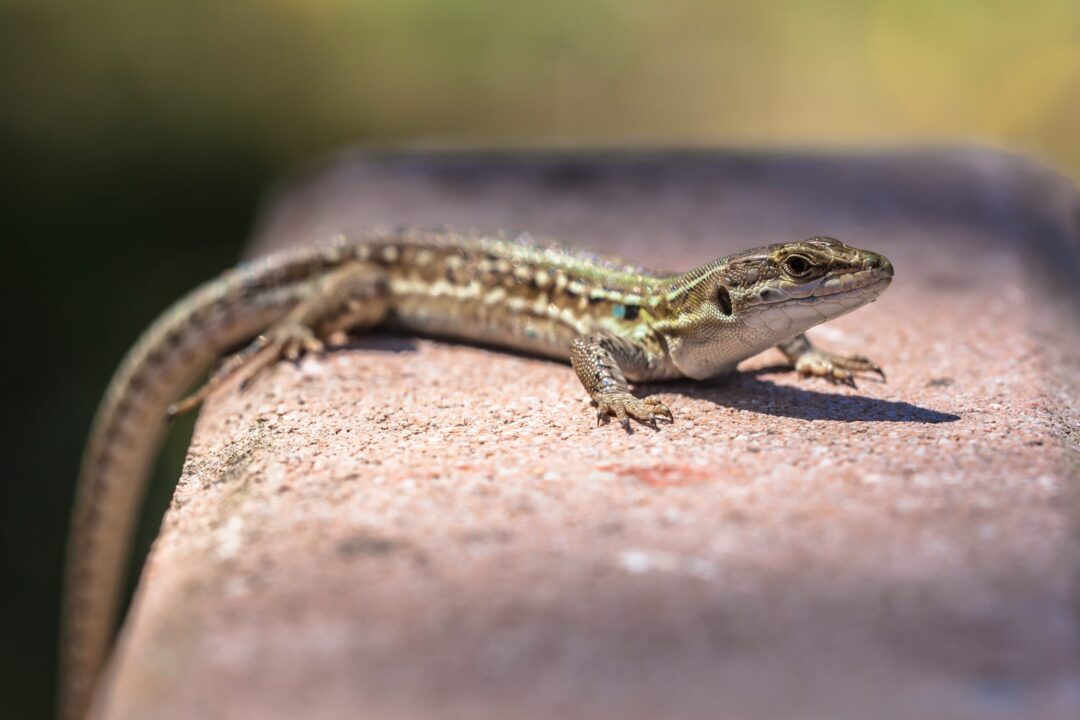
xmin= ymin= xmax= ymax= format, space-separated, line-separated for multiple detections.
xmin=58 ymin=266 xmax=304 ymax=720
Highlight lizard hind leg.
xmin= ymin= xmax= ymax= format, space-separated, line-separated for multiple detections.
xmin=166 ymin=326 xmax=318 ymax=417
xmin=168 ymin=262 xmax=391 ymax=417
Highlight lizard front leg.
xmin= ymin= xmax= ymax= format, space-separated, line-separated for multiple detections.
xmin=169 ymin=262 xmax=390 ymax=416
xmin=571 ymin=333 xmax=673 ymax=430
xmin=777 ymin=332 xmax=885 ymax=387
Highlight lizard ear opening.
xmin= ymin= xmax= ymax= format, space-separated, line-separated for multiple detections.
xmin=716 ymin=285 xmax=733 ymax=316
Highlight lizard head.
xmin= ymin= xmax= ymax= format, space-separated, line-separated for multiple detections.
xmin=661 ymin=237 xmax=893 ymax=379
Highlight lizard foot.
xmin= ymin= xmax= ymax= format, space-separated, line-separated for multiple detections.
xmin=168 ymin=322 xmax=325 ymax=417
xmin=595 ymin=392 xmax=673 ymax=430
xmin=794 ymin=349 xmax=885 ymax=388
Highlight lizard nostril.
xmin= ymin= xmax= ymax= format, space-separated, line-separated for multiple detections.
xmin=877 ymin=255 xmax=894 ymax=277
xmin=864 ymin=253 xmax=892 ymax=275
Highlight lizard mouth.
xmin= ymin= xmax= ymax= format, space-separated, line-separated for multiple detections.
xmin=741 ymin=269 xmax=892 ymax=333
xmin=748 ymin=267 xmax=892 ymax=307
xmin=809 ymin=267 xmax=893 ymax=300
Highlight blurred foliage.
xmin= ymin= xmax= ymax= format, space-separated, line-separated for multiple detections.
xmin=2 ymin=0 xmax=1079 ymax=174
xmin=1 ymin=1 xmax=1078 ymax=718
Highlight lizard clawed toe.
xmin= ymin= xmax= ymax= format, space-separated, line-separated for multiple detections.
xmin=280 ymin=328 xmax=325 ymax=362
xmin=794 ymin=349 xmax=886 ymax=388
xmin=595 ymin=392 xmax=672 ymax=431
xmin=642 ymin=396 xmax=674 ymax=421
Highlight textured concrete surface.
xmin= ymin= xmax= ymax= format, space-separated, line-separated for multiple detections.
xmin=99 ymin=150 xmax=1080 ymax=720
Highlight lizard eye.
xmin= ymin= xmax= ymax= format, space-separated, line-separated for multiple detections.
xmin=784 ymin=254 xmax=813 ymax=278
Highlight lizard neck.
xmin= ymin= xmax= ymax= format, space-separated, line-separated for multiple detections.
xmin=647 ymin=266 xmax=762 ymax=380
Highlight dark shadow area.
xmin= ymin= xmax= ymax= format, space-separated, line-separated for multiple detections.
xmin=334 ymin=336 xmax=958 ymax=425
xmin=341 ymin=334 xmax=420 ymax=354
xmin=0 ymin=132 xmax=269 ymax=720
xmin=651 ymin=370 xmax=960 ymax=424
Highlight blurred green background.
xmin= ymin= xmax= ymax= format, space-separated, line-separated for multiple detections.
xmin=2 ymin=1 xmax=1078 ymax=717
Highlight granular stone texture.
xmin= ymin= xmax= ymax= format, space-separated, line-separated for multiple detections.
xmin=97 ymin=150 xmax=1080 ymax=720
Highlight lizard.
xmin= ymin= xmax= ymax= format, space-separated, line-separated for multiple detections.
xmin=60 ymin=228 xmax=893 ymax=720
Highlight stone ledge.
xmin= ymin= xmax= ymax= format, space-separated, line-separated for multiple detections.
xmin=99 ymin=149 xmax=1080 ymax=720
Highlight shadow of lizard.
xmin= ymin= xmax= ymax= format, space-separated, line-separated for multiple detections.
xmin=331 ymin=336 xmax=959 ymax=425
xmin=654 ymin=366 xmax=959 ymax=424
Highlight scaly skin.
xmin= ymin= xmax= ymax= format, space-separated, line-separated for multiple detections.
xmin=60 ymin=229 xmax=893 ymax=720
